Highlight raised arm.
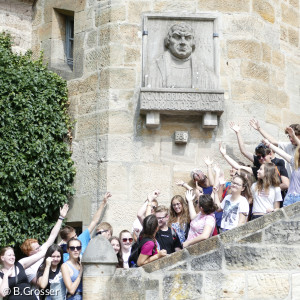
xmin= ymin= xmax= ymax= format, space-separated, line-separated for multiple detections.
xmin=219 ymin=143 xmax=253 ymax=174
xmin=204 ymin=156 xmax=215 ymax=186
xmin=263 ymin=139 xmax=292 ymax=163
xmin=287 ymin=127 xmax=300 ymax=147
xmin=212 ymin=165 xmax=222 ymax=211
xmin=87 ymin=192 xmax=111 ymax=234
xmin=19 ymin=245 xmax=48 ymax=270
xmin=229 ymin=122 xmax=254 ymax=162
xmin=175 ymin=179 xmax=193 ymax=191
xmin=185 ymin=190 xmax=197 ymax=220
xmin=137 ymin=190 xmax=160 ymax=224
xmin=61 ymin=263 xmax=83 ymax=295
xmin=249 ymin=119 xmax=278 ymax=146
xmin=0 ymin=268 xmax=13 ymax=297
xmin=37 ymin=257 xmax=52 ymax=289
xmin=41 ymin=204 xmax=69 ymax=250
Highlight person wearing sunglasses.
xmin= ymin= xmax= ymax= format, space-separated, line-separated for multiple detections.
xmin=59 ymin=192 xmax=112 ymax=262
xmin=61 ymin=238 xmax=83 ymax=300
xmin=95 ymin=222 xmax=113 ymax=239
xmin=119 ymin=230 xmax=134 ymax=268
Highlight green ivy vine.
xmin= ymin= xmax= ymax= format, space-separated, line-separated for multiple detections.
xmin=0 ymin=33 xmax=75 ymax=248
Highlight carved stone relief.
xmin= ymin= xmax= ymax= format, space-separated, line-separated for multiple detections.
xmin=140 ymin=14 xmax=224 ymax=129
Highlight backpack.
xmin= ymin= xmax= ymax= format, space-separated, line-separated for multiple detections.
xmin=128 ymin=237 xmax=154 ymax=268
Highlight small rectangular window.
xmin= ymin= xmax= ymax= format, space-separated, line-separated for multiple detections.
xmin=65 ymin=16 xmax=74 ymax=69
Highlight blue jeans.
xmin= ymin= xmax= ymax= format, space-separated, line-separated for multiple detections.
xmin=283 ymin=193 xmax=300 ymax=207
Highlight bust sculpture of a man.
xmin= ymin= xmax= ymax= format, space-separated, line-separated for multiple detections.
xmin=148 ymin=23 xmax=217 ymax=89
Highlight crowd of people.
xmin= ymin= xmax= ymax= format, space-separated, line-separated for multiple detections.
xmin=0 ymin=119 xmax=299 ymax=299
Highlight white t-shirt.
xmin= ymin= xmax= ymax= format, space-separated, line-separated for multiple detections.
xmin=122 ymin=251 xmax=131 ymax=269
xmin=251 ymin=183 xmax=282 ymax=214
xmin=278 ymin=142 xmax=296 ymax=178
xmin=25 ymin=257 xmax=43 ymax=283
xmin=220 ymin=195 xmax=249 ymax=230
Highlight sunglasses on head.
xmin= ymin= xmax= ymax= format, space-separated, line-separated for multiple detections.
xmin=69 ymin=246 xmax=82 ymax=251
xmin=122 ymin=238 xmax=133 ymax=243
xmin=96 ymin=230 xmax=108 ymax=236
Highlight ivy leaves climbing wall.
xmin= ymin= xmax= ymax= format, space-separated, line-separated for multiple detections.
xmin=0 ymin=33 xmax=75 ymax=248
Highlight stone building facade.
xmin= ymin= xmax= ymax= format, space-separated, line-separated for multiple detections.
xmin=0 ymin=0 xmax=299 ymax=235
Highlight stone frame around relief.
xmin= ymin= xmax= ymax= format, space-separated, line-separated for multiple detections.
xmin=140 ymin=13 xmax=224 ymax=129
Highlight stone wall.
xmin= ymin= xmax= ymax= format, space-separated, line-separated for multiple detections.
xmin=0 ymin=0 xmax=34 ymax=53
xmin=2 ymin=0 xmax=300 ymax=235
xmin=109 ymin=202 xmax=300 ymax=300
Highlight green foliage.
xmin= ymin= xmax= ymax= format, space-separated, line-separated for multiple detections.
xmin=0 ymin=33 xmax=75 ymax=248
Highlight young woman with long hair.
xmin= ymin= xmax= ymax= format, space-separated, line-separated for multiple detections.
xmin=37 ymin=244 xmax=65 ymax=300
xmin=0 ymin=246 xmax=47 ymax=299
xmin=61 ymin=238 xmax=83 ymax=300
xmin=168 ymin=195 xmax=190 ymax=244
xmin=182 ymin=191 xmax=217 ymax=248
xmin=263 ymin=128 xmax=300 ymax=207
xmin=109 ymin=237 xmax=124 ymax=268
xmin=213 ymin=171 xmax=250 ymax=231
xmin=251 ymin=163 xmax=282 ymax=220
xmin=137 ymin=215 xmax=167 ymax=266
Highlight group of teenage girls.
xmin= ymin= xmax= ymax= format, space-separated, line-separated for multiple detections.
xmin=109 ymin=120 xmax=300 ymax=269
xmin=1 ymin=119 xmax=300 ymax=299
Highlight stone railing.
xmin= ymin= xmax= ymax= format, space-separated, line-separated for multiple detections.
xmin=83 ymin=202 xmax=300 ymax=299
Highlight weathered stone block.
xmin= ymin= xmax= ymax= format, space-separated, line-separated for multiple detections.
xmin=108 ymin=110 xmax=134 ymax=134
xmin=280 ymin=25 xmax=289 ymax=43
xmin=128 ymin=1 xmax=151 ymax=24
xmin=238 ymin=231 xmax=262 ymax=243
xmin=198 ymin=0 xmax=250 ymax=12
xmin=292 ymin=273 xmax=300 ymax=298
xmin=143 ymin=249 xmax=190 ymax=273
xmin=68 ymin=74 xmax=98 ymax=97
xmin=264 ymin=221 xmax=300 ymax=244
xmin=224 ymin=245 xmax=300 ymax=270
xmin=262 ymin=43 xmax=271 ymax=63
xmin=219 ymin=209 xmax=285 ymax=244
xmin=253 ymin=0 xmax=275 ymax=23
xmin=174 ymin=131 xmax=189 ymax=144
xmin=227 ymin=40 xmax=261 ymax=60
xmin=191 ymin=250 xmax=222 ymax=271
xmin=281 ymin=3 xmax=299 ymax=27
xmin=220 ymin=273 xmax=246 ymax=299
xmin=124 ymin=45 xmax=141 ymax=65
xmin=288 ymin=27 xmax=299 ymax=47
xmin=110 ymin=24 xmax=140 ymax=45
xmin=247 ymin=273 xmax=289 ymax=299
xmin=272 ymin=50 xmax=285 ymax=68
xmin=163 ymin=273 xmax=203 ymax=300
xmin=154 ymin=1 xmax=197 ymax=12
xmin=241 ymin=61 xmax=269 ymax=82
xmin=95 ymin=5 xmax=126 ymax=26
xmin=101 ymin=68 xmax=136 ymax=89
xmin=187 ymin=235 xmax=221 ymax=256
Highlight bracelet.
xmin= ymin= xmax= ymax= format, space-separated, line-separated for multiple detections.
xmin=59 ymin=216 xmax=65 ymax=220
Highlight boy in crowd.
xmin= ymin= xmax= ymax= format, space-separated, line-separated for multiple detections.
xmin=155 ymin=206 xmax=182 ymax=254
xmin=95 ymin=222 xmax=113 ymax=239
xmin=60 ymin=191 xmax=111 ymax=261
xmin=20 ymin=204 xmax=69 ymax=285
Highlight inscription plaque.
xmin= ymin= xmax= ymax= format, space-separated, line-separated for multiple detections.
xmin=140 ymin=14 xmax=224 ymax=129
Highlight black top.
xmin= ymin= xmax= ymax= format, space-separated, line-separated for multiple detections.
xmin=155 ymin=227 xmax=182 ymax=254
xmin=0 ymin=262 xmax=37 ymax=300
xmin=253 ymin=155 xmax=288 ymax=175
xmin=37 ymin=267 xmax=60 ymax=300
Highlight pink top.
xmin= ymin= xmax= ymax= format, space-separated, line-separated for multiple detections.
xmin=187 ymin=212 xmax=216 ymax=241
xmin=140 ymin=240 xmax=158 ymax=256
